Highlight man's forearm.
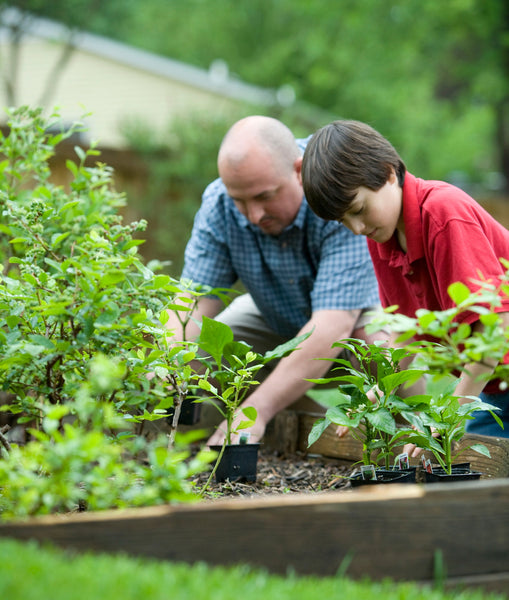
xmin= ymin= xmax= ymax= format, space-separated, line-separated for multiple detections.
xmin=240 ymin=309 xmax=359 ymax=424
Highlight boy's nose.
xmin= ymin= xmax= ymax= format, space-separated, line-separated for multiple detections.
xmin=350 ymin=218 xmax=366 ymax=236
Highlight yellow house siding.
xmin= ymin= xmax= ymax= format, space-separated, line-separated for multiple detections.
xmin=4 ymin=37 xmax=247 ymax=148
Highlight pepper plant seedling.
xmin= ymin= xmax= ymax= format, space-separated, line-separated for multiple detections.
xmin=307 ymin=339 xmax=428 ymax=468
xmin=400 ymin=375 xmax=500 ymax=474
xmin=194 ymin=316 xmax=309 ymax=490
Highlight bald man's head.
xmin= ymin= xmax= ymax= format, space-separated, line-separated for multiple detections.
xmin=216 ymin=117 xmax=304 ymax=236
xmin=218 ymin=116 xmax=301 ymax=176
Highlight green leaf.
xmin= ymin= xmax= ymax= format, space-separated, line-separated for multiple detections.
xmin=381 ymin=369 xmax=425 ymax=393
xmin=51 ymin=232 xmax=71 ymax=248
xmin=366 ymin=409 xmax=396 ymax=435
xmin=241 ymin=406 xmax=257 ymax=421
xmin=306 ymin=387 xmax=350 ymax=409
xmin=448 ymin=281 xmax=471 ymax=305
xmin=307 ymin=417 xmax=331 ymax=447
xmin=152 ymin=274 xmax=171 ymax=288
xmin=262 ymin=330 xmax=310 ymax=363
xmin=469 ymin=443 xmax=491 ymax=458
xmin=479 ymin=312 xmax=501 ymax=327
xmin=5 ymin=315 xmax=21 ymax=328
xmin=101 ymin=271 xmax=126 ymax=286
xmin=28 ymin=335 xmax=55 ymax=350
xmin=326 ymin=406 xmax=361 ymax=428
xmin=197 ymin=316 xmax=234 ymax=366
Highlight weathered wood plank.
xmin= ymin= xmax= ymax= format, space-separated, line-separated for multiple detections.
xmin=263 ymin=410 xmax=299 ymax=455
xmin=458 ymin=433 xmax=509 ymax=478
xmin=1 ymin=479 xmax=508 ymax=592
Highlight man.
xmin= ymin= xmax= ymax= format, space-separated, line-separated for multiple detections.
xmin=168 ymin=116 xmax=382 ymax=445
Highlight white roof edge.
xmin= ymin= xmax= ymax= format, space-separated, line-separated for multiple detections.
xmin=0 ymin=7 xmax=279 ymax=106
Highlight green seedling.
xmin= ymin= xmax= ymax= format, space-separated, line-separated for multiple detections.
xmin=194 ymin=316 xmax=309 ymax=490
xmin=402 ymin=375 xmax=500 ymax=474
xmin=307 ymin=339 xmax=427 ymax=468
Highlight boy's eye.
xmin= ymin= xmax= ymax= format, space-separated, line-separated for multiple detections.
xmin=352 ymin=206 xmax=363 ymax=215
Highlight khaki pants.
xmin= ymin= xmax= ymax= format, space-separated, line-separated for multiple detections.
xmin=217 ymin=293 xmax=380 ymax=356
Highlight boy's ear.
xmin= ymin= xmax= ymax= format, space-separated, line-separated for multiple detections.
xmin=388 ymin=166 xmax=398 ymax=184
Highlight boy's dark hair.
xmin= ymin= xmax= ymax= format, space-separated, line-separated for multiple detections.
xmin=301 ymin=120 xmax=406 ymax=221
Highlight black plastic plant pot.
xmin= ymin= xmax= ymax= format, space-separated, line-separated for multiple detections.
xmin=424 ymin=463 xmax=482 ymax=483
xmin=167 ymin=397 xmax=202 ymax=425
xmin=349 ymin=467 xmax=417 ymax=487
xmin=210 ymin=443 xmax=260 ymax=483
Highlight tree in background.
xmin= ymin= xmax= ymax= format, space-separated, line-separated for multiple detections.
xmin=99 ymin=0 xmax=509 ymax=191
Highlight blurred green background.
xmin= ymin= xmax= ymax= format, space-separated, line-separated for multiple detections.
xmin=4 ymin=0 xmax=509 ymax=276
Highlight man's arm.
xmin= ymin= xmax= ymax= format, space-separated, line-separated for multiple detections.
xmin=207 ymin=308 xmax=361 ymax=445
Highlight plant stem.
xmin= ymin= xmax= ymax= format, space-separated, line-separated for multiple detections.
xmin=0 ymin=425 xmax=11 ymax=454
xmin=199 ymin=437 xmax=227 ymax=497
xmin=166 ymin=373 xmax=185 ymax=450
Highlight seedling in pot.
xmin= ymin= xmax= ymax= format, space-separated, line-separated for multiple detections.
xmin=307 ymin=339 xmax=428 ymax=469
xmin=402 ymin=375 xmax=501 ymax=475
xmin=194 ymin=316 xmax=309 ymax=491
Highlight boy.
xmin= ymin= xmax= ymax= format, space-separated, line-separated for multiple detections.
xmin=301 ymin=119 xmax=509 ymax=437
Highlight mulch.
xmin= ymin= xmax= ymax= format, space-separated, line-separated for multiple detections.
xmin=192 ymin=446 xmax=356 ymax=499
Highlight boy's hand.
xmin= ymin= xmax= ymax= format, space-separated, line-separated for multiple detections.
xmin=336 ymin=425 xmax=350 ymax=438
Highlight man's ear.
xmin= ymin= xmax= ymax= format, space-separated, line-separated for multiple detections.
xmin=295 ymin=156 xmax=303 ymax=184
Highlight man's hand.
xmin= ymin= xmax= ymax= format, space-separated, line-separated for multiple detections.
xmin=207 ymin=413 xmax=267 ymax=446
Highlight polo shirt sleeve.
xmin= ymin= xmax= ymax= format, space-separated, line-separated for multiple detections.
xmin=424 ymin=198 xmax=509 ymax=323
xmin=181 ymin=180 xmax=237 ymax=289
xmin=310 ymin=223 xmax=380 ymax=312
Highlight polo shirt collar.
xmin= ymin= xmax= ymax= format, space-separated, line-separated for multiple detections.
xmin=402 ymin=173 xmax=425 ymax=263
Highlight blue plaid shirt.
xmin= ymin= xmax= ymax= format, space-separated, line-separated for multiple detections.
xmin=182 ymin=140 xmax=379 ymax=338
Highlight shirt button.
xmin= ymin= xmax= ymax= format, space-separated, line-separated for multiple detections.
xmin=408 ymin=270 xmax=414 ymax=275
xmin=289 ymin=279 xmax=294 ymax=284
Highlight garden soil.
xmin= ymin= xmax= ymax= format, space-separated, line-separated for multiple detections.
xmin=192 ymin=447 xmax=355 ymax=498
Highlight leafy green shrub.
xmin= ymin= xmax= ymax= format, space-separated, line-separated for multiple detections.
xmin=0 ymin=105 xmax=196 ymax=426
xmin=0 ymin=354 xmax=214 ymax=518
xmin=0 ymin=106 xmax=220 ymax=518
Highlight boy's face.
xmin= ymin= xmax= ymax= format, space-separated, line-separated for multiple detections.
xmin=340 ymin=171 xmax=403 ymax=243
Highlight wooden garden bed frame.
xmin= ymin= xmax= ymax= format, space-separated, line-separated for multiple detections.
xmin=1 ymin=398 xmax=508 ymax=594
xmin=1 ymin=479 xmax=508 ymax=594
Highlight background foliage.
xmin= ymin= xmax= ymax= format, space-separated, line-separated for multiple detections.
xmin=2 ymin=0 xmax=508 ymax=272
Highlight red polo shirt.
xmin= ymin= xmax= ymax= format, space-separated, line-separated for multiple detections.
xmin=367 ymin=173 xmax=509 ymax=392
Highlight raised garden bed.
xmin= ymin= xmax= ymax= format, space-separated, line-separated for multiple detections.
xmin=1 ymin=477 xmax=509 ymax=595
xmin=2 ymin=399 xmax=509 ymax=594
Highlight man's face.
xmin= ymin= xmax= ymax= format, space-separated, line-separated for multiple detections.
xmin=340 ymin=171 xmax=403 ymax=244
xmin=220 ymin=153 xmax=303 ymax=236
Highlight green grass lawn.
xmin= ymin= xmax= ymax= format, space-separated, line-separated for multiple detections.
xmin=0 ymin=538 xmax=505 ymax=600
